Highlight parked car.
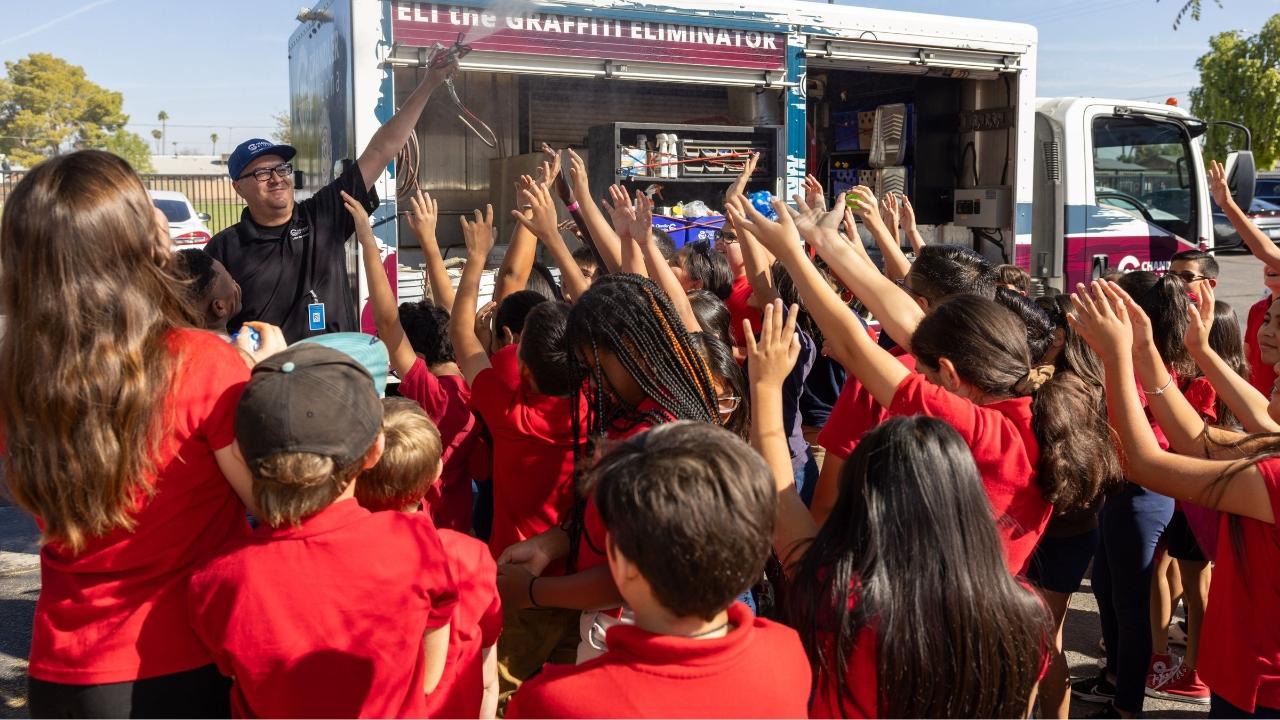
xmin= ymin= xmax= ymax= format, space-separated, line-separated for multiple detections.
xmin=148 ymin=190 xmax=212 ymax=249
xmin=1257 ymin=173 xmax=1280 ymax=205
xmin=1213 ymin=196 xmax=1280 ymax=249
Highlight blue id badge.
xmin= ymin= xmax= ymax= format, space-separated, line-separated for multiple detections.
xmin=307 ymin=302 xmax=326 ymax=332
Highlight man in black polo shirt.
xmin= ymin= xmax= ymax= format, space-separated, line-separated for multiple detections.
xmin=209 ymin=58 xmax=456 ymax=342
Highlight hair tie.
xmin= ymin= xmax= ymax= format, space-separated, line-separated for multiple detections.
xmin=1015 ymin=364 xmax=1056 ymax=395
xmin=565 ymin=201 xmax=580 ymax=213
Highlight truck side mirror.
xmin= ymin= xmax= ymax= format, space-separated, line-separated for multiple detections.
xmin=1225 ymin=150 xmax=1256 ymax=210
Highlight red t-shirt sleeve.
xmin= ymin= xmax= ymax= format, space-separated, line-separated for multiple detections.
xmin=399 ymin=356 xmax=448 ymax=418
xmin=468 ymin=345 xmax=520 ymax=421
xmin=179 ymin=331 xmax=251 ymax=451
xmin=816 ymin=377 xmax=882 ymax=461
xmin=415 ymin=515 xmax=459 ymax=630
xmin=1183 ymin=376 xmax=1219 ymax=425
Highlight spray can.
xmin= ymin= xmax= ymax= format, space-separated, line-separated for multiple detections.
xmin=666 ymin=134 xmax=679 ymax=178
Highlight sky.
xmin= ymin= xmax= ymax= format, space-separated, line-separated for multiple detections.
xmin=0 ymin=0 xmax=1276 ymax=154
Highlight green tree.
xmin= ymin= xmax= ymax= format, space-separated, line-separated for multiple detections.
xmin=271 ymin=110 xmax=292 ymax=145
xmin=104 ymin=129 xmax=153 ymax=172
xmin=1166 ymin=0 xmax=1223 ymax=30
xmin=210 ymin=131 xmax=219 ymax=156
xmin=0 ymin=53 xmax=152 ymax=169
xmin=158 ymin=109 xmax=169 ymax=149
xmin=151 ymin=128 xmax=162 ymax=153
xmin=1190 ymin=14 xmax=1280 ymax=170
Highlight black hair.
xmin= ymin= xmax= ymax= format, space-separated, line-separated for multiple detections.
xmin=570 ymin=244 xmax=598 ymax=266
xmin=1116 ymin=270 xmax=1194 ymax=378
xmin=688 ymin=290 xmax=732 ymax=348
xmin=495 ymin=290 xmax=547 ymax=339
xmin=678 ymin=240 xmax=734 ymax=300
xmin=175 ymin=248 xmax=217 ymax=301
xmin=906 ymin=244 xmax=996 ymax=304
xmin=996 ymin=287 xmax=1055 ymax=363
xmin=1171 ymin=249 xmax=1220 ymax=279
xmin=593 ymin=422 xmax=774 ymax=620
xmin=689 ymin=331 xmax=749 ymax=439
xmin=525 ymin=261 xmax=563 ymax=302
xmin=1206 ymin=300 xmax=1249 ymax=428
xmin=519 ymin=301 xmax=576 ymax=397
xmin=652 ymin=229 xmax=677 ymax=261
xmin=399 ymin=301 xmax=455 ymax=366
xmin=788 ymin=416 xmax=1049 ymax=718
xmin=913 ymin=294 xmax=1116 ymax=511
xmin=564 ymin=273 xmax=721 ymax=570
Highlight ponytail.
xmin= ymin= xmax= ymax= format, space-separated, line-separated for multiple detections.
xmin=914 ymin=294 xmax=1121 ymax=510
xmin=1117 ymin=270 xmax=1194 ymax=378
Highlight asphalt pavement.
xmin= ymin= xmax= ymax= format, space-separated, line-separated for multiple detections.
xmin=0 ymin=253 xmax=1266 ymax=718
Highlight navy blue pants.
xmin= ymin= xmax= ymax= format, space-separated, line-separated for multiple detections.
xmin=1093 ymin=483 xmax=1174 ymax=714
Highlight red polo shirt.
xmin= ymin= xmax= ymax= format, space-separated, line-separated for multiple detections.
xmin=19 ymin=329 xmax=249 ymax=685
xmin=889 ymin=374 xmax=1050 ymax=574
xmin=727 ymin=275 xmax=763 ymax=347
xmin=810 ymin=622 xmax=878 ymax=718
xmin=424 ymin=529 xmax=503 ymax=719
xmin=468 ymin=345 xmax=583 ymax=559
xmin=188 ymin=499 xmax=457 ymax=718
xmin=399 ymin=358 xmax=482 ymax=532
xmin=1199 ymin=457 xmax=1280 ymax=712
xmin=817 ymin=354 xmax=918 ymax=461
xmin=506 ymin=602 xmax=810 ymax=718
xmin=1247 ymin=296 xmax=1277 ymax=399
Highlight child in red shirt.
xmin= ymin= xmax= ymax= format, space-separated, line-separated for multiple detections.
xmin=507 ymin=422 xmax=811 ymax=718
xmin=748 ymin=300 xmax=1048 ymax=718
xmin=350 ymin=191 xmax=480 ymax=532
xmin=1074 ymin=279 xmax=1280 ymax=717
xmin=187 ymin=344 xmax=457 ymax=718
xmin=357 ymin=397 xmax=504 ymax=719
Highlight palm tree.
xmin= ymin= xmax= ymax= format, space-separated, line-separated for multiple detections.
xmin=158 ymin=110 xmax=169 ymax=149
xmin=150 ymin=129 xmax=162 ymax=154
xmin=210 ymin=132 xmax=219 ymax=156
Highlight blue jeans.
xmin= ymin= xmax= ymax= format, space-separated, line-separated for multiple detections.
xmin=1093 ymin=483 xmax=1174 ymax=714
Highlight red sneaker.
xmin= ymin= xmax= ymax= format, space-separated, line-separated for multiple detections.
xmin=1144 ymin=652 xmax=1181 ymax=693
xmin=1145 ymin=664 xmax=1211 ymax=705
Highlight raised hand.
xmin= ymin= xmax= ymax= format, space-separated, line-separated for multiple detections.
xmin=539 ymin=143 xmax=563 ymax=185
xmin=567 ymin=148 xmax=592 ymax=201
xmin=405 ymin=189 xmax=439 ymax=246
xmin=339 ymin=189 xmax=373 ymax=243
xmin=726 ymin=151 xmax=760 ymax=203
xmin=1068 ymin=280 xmax=1134 ymax=363
xmin=746 ymin=299 xmax=802 ymax=389
xmin=728 ymin=195 xmax=804 ymax=259
xmin=602 ymin=184 xmax=635 ymax=236
xmin=1185 ymin=280 xmax=1217 ymax=354
xmin=1208 ymin=159 xmax=1231 ymax=210
xmin=789 ymin=192 xmax=846 ymax=248
xmin=845 ymin=185 xmax=881 ymax=224
xmin=879 ymin=192 xmax=902 ymax=232
xmin=460 ymin=205 xmax=496 ymax=260
xmin=511 ymin=182 xmax=561 ymax=243
xmin=900 ymin=193 xmax=919 ymax=233
xmin=629 ymin=190 xmax=654 ymax=244
xmin=803 ymin=174 xmax=826 ymax=211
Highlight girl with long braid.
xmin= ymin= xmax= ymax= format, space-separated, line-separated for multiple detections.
xmin=495 ymin=272 xmax=722 ymax=663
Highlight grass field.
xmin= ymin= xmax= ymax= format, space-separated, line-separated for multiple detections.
xmin=194 ymin=201 xmax=247 ymax=235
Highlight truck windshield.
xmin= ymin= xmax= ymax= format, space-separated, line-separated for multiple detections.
xmin=1092 ymin=115 xmax=1196 ymax=240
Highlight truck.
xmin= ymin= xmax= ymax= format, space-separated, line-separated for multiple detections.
xmin=287 ymin=0 xmax=1257 ymax=326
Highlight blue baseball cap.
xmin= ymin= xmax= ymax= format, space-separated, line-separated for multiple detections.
xmin=295 ymin=332 xmax=391 ymax=398
xmin=228 ymin=138 xmax=297 ymax=180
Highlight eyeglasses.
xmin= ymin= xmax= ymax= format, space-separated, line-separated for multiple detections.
xmin=1168 ymin=270 xmax=1209 ymax=284
xmin=239 ymin=162 xmax=293 ymax=183
xmin=894 ymin=277 xmax=926 ymax=301
xmin=718 ymin=395 xmax=742 ymax=415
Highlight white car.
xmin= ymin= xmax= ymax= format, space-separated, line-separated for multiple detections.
xmin=148 ymin=190 xmax=213 ymax=249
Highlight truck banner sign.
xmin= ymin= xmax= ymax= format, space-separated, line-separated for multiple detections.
xmin=391 ymin=2 xmax=787 ymax=70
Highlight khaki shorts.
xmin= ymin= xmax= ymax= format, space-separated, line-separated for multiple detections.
xmin=496 ymin=605 xmax=579 ymax=714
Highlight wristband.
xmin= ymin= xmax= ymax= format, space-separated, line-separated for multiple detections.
xmin=1142 ymin=374 xmax=1173 ymax=396
xmin=565 ymin=201 xmax=580 ymax=213
xmin=528 ymin=575 xmax=545 ymax=609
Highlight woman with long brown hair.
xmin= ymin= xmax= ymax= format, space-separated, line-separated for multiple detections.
xmin=1 ymin=150 xmax=261 ymax=716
